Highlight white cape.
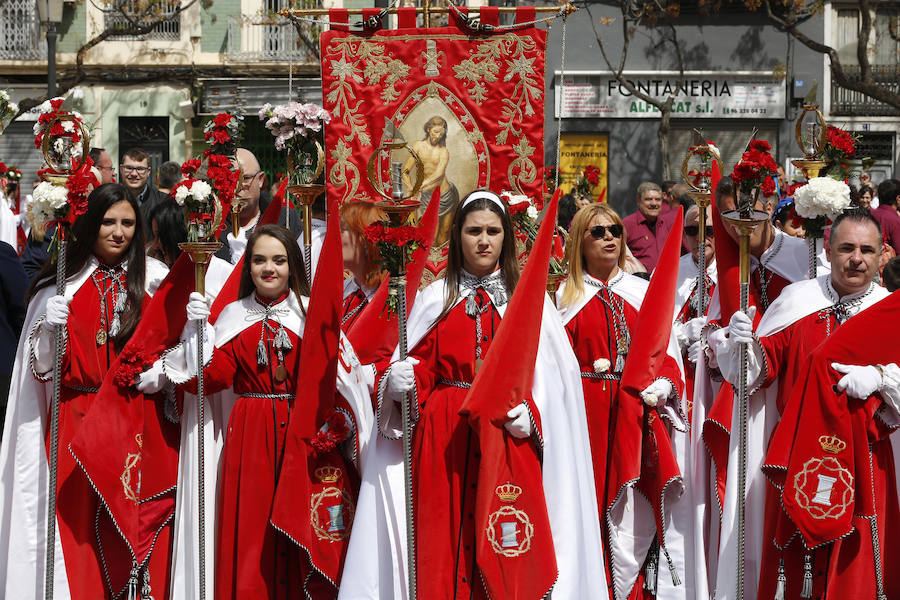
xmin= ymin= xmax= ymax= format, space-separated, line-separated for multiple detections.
xmin=337 ymin=278 xmax=607 ymax=599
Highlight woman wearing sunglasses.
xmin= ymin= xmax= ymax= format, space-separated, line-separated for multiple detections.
xmin=557 ymin=202 xmax=683 ymax=598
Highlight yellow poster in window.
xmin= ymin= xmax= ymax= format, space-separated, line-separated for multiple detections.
xmin=558 ymin=134 xmax=609 ymax=202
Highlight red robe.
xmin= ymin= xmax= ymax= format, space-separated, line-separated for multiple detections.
xmin=400 ymin=292 xmax=542 ymax=600
xmin=185 ymin=295 xmax=307 ymax=600
xmin=562 ymin=277 xmax=682 ymax=600
xmin=39 ymin=264 xmax=173 ymax=600
xmin=763 ymin=327 xmax=900 ymax=600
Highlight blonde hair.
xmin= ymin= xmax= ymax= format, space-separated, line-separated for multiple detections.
xmin=560 ymin=203 xmax=627 ymax=308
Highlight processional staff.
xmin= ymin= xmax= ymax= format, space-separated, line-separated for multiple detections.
xmin=681 ymin=131 xmax=722 ymax=317
xmin=30 ymin=106 xmax=91 ymax=600
xmin=723 ymin=133 xmax=777 ymax=600
xmin=365 ymin=124 xmax=425 ymax=600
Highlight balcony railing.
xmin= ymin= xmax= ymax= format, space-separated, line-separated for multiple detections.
xmin=831 ymin=65 xmax=900 ymax=117
xmin=226 ymin=13 xmax=320 ymax=64
xmin=105 ymin=0 xmax=181 ymax=42
xmin=0 ymin=0 xmax=45 ymax=60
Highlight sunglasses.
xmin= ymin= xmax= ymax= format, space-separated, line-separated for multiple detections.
xmin=588 ymin=224 xmax=623 ymax=239
xmin=684 ymin=225 xmax=714 ymax=237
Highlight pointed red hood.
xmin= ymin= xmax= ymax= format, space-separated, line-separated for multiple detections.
xmin=294 ymin=190 xmax=343 ymax=439
xmin=608 ymin=208 xmax=685 ymax=551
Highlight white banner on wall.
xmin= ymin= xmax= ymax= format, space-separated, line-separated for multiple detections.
xmin=554 ymin=71 xmax=786 ymax=120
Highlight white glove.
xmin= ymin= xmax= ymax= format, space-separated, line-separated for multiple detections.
xmin=687 ymin=340 xmax=703 ymax=364
xmin=640 ymin=378 xmax=674 ymax=407
xmin=186 ymin=291 xmax=211 ymax=322
xmin=832 ymin=363 xmax=882 ymax=400
xmin=385 ymin=357 xmax=419 ymax=398
xmin=136 ymin=359 xmax=166 ymax=394
xmin=45 ymin=295 xmax=69 ymax=327
xmin=226 ymin=232 xmax=247 ymax=264
xmin=674 ymin=316 xmax=706 ymax=351
xmin=727 ymin=306 xmax=756 ymax=345
xmin=504 ymin=403 xmax=533 ymax=439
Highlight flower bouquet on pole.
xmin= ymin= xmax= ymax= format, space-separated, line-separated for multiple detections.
xmin=258 ymin=101 xmax=331 ymax=283
xmin=202 ymin=112 xmax=244 ymax=235
xmin=29 ymin=97 xmax=95 ymax=600
xmin=172 ymin=144 xmax=229 ymax=600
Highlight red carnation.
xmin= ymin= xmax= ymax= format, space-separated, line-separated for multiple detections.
xmin=760 ymin=176 xmax=776 ymax=197
xmin=213 ymin=113 xmax=232 ymax=127
xmin=181 ymin=159 xmax=201 ymax=176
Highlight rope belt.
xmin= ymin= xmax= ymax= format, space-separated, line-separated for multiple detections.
xmin=64 ymin=384 xmax=101 ymax=394
xmin=580 ymin=372 xmax=621 ymax=381
xmin=438 ymin=378 xmax=472 ymax=389
xmin=241 ymin=392 xmax=295 ymax=400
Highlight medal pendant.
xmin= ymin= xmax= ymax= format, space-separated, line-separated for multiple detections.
xmin=274 ymin=364 xmax=288 ymax=383
xmin=96 ymin=329 xmax=107 ymax=346
xmin=475 ymin=358 xmax=483 ymax=373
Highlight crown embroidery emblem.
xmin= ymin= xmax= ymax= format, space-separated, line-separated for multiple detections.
xmin=818 ymin=435 xmax=846 ymax=455
xmin=315 ymin=466 xmax=342 ymax=483
xmin=495 ymin=483 xmax=522 ymax=503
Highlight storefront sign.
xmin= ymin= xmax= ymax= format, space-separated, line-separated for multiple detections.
xmin=558 ymin=133 xmax=608 ymax=201
xmin=555 ymin=72 xmax=785 ymax=119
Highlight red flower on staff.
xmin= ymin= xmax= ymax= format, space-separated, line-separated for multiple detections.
xmin=826 ymin=126 xmax=856 ymax=158
xmin=181 ymin=159 xmax=201 ymax=176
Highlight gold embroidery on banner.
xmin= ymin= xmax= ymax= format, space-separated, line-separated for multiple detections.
xmin=330 ymin=139 xmax=370 ymax=203
xmin=120 ymin=434 xmax=143 ymax=503
xmin=509 ymin=137 xmax=537 ymax=196
xmin=324 ymin=38 xmax=411 ymax=148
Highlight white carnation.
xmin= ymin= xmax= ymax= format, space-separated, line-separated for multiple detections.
xmin=526 ymin=205 xmax=538 ymax=220
xmin=793 ymin=177 xmax=851 ymax=220
xmin=190 ymin=180 xmax=212 ymax=201
xmin=174 ymin=185 xmax=190 ymax=206
xmin=8 ymin=102 xmax=17 ymax=113
xmin=0 ymin=90 xmax=9 ymax=101
xmin=30 ymin=181 xmax=69 ymax=231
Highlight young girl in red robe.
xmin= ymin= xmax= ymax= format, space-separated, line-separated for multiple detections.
xmin=163 ymin=224 xmax=368 ymax=600
xmin=0 ymin=183 xmax=168 ymax=599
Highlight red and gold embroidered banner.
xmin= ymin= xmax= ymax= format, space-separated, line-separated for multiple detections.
xmin=321 ymin=25 xmax=547 ymax=270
